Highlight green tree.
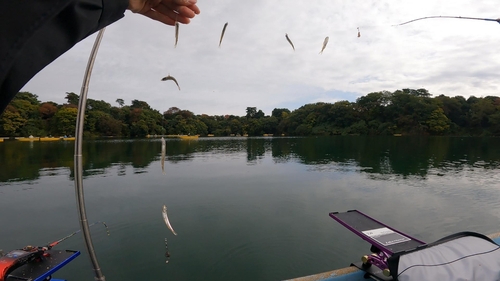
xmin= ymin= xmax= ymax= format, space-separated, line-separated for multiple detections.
xmin=39 ymin=102 xmax=58 ymax=119
xmin=16 ymin=92 xmax=41 ymax=105
xmin=255 ymin=109 xmax=265 ymax=119
xmin=229 ymin=119 xmax=242 ymax=135
xmin=426 ymin=108 xmax=450 ymax=135
xmin=65 ymin=92 xmax=79 ymax=105
xmin=246 ymin=107 xmax=257 ymax=118
xmin=131 ymin=100 xmax=151 ymax=110
xmin=53 ymin=107 xmax=77 ymax=135
xmin=272 ymin=108 xmax=290 ymax=119
xmin=261 ymin=116 xmax=278 ymax=134
xmin=435 ymin=95 xmax=468 ymax=131
xmin=98 ymin=114 xmax=123 ymax=136
xmin=87 ymin=99 xmax=112 ymax=113
xmin=116 ymin=98 xmax=124 ymax=107
xmin=0 ymin=106 xmax=27 ymax=136
xmin=198 ymin=114 xmax=218 ymax=135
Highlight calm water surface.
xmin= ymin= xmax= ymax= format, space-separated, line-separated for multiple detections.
xmin=0 ymin=136 xmax=499 ymax=280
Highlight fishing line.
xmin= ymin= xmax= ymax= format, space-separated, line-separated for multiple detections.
xmin=49 ymin=221 xmax=110 ymax=247
xmin=165 ymin=237 xmax=170 ymax=264
xmin=282 ymin=14 xmax=498 ymax=50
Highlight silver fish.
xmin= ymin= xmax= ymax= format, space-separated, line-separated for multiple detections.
xmin=162 ymin=205 xmax=177 ymax=235
xmin=161 ymin=137 xmax=166 ymax=174
xmin=161 ymin=74 xmax=181 ymax=90
xmin=174 ymin=22 xmax=179 ymax=47
xmin=285 ymin=33 xmax=295 ymax=51
xmin=219 ymin=22 xmax=228 ymax=47
xmin=319 ymin=36 xmax=329 ymax=54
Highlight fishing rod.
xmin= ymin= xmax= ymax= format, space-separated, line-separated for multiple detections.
xmin=48 ymin=221 xmax=110 ymax=248
xmin=74 ymin=27 xmax=107 ymax=281
xmin=394 ymin=15 xmax=500 ymax=26
xmin=0 ymin=222 xmax=109 ymax=281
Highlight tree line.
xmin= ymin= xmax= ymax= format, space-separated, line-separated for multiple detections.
xmin=1 ymin=89 xmax=499 ymax=137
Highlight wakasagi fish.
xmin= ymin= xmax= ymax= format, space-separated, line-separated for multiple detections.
xmin=174 ymin=22 xmax=179 ymax=47
xmin=161 ymin=74 xmax=181 ymax=90
xmin=319 ymin=36 xmax=329 ymax=54
xmin=161 ymin=137 xmax=166 ymax=174
xmin=162 ymin=205 xmax=177 ymax=236
xmin=285 ymin=33 xmax=295 ymax=51
xmin=219 ymin=22 xmax=228 ymax=47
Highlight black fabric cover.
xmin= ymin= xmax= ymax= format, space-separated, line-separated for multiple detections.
xmin=0 ymin=0 xmax=129 ymax=113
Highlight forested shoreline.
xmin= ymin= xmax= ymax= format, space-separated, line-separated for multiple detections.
xmin=1 ymin=88 xmax=499 ymax=138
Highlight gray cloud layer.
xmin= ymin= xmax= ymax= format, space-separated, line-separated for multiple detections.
xmin=22 ymin=0 xmax=500 ymax=116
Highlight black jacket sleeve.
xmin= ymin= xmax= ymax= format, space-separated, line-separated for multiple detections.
xmin=0 ymin=0 xmax=129 ymax=113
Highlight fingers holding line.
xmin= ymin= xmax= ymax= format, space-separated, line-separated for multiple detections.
xmin=135 ymin=0 xmax=200 ymax=26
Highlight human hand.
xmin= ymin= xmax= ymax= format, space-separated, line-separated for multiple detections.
xmin=128 ymin=0 xmax=200 ymax=25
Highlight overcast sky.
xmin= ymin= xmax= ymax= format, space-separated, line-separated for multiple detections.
xmin=21 ymin=0 xmax=500 ymax=116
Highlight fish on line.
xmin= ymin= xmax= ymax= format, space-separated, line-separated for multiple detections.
xmin=174 ymin=22 xmax=179 ymax=48
xmin=285 ymin=33 xmax=295 ymax=51
xmin=161 ymin=74 xmax=181 ymax=91
xmin=319 ymin=36 xmax=329 ymax=54
xmin=219 ymin=22 xmax=228 ymax=47
xmin=162 ymin=205 xmax=177 ymax=236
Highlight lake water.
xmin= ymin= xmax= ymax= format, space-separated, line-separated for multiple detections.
xmin=1 ymin=136 xmax=499 ymax=281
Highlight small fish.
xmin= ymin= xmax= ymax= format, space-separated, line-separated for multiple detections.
xmin=357 ymin=27 xmax=360 ymax=38
xmin=162 ymin=205 xmax=177 ymax=235
xmin=161 ymin=75 xmax=181 ymax=90
xmin=219 ymin=22 xmax=228 ymax=47
xmin=319 ymin=36 xmax=329 ymax=54
xmin=161 ymin=137 xmax=166 ymax=174
xmin=285 ymin=33 xmax=295 ymax=51
xmin=174 ymin=22 xmax=179 ymax=47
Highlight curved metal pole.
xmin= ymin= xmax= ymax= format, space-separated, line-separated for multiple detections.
xmin=74 ymin=28 xmax=106 ymax=281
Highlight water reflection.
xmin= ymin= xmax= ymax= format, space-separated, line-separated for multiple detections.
xmin=1 ymin=136 xmax=499 ymax=281
xmin=0 ymin=136 xmax=499 ymax=183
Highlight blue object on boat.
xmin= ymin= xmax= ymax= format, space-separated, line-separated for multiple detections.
xmin=6 ymin=250 xmax=79 ymax=281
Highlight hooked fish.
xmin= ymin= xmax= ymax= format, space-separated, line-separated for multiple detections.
xmin=319 ymin=36 xmax=329 ymax=54
xmin=162 ymin=205 xmax=177 ymax=236
xmin=219 ymin=22 xmax=228 ymax=47
xmin=161 ymin=74 xmax=181 ymax=90
xmin=357 ymin=27 xmax=360 ymax=38
xmin=161 ymin=137 xmax=166 ymax=174
xmin=285 ymin=33 xmax=295 ymax=51
xmin=174 ymin=22 xmax=179 ymax=47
